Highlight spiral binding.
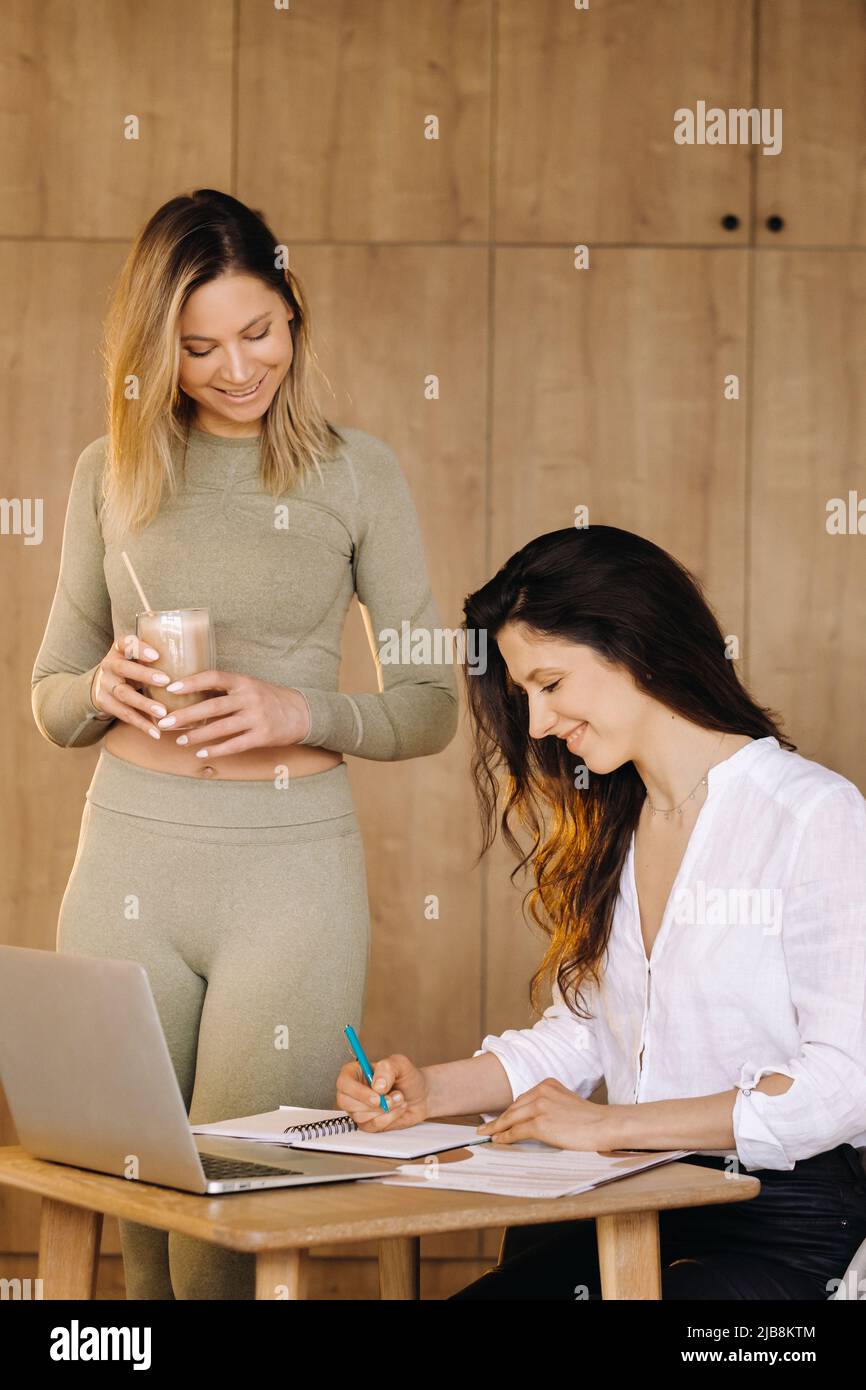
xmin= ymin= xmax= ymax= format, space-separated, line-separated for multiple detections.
xmin=281 ymin=1114 xmax=359 ymax=1141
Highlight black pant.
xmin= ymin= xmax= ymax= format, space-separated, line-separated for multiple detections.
xmin=450 ymin=1144 xmax=866 ymax=1300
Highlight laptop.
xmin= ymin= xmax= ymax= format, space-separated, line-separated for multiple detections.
xmin=0 ymin=946 xmax=400 ymax=1194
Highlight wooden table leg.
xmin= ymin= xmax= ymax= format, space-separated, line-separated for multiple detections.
xmin=378 ymin=1235 xmax=420 ymax=1299
xmin=595 ymin=1209 xmax=662 ymax=1299
xmin=256 ymin=1247 xmax=308 ymax=1299
xmin=38 ymin=1199 xmax=103 ymax=1300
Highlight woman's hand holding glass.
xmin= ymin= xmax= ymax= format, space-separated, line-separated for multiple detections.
xmin=90 ymin=635 xmax=173 ymax=737
xmin=153 ymin=670 xmax=311 ymax=756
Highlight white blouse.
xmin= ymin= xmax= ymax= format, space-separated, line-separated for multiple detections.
xmin=473 ymin=736 xmax=866 ymax=1172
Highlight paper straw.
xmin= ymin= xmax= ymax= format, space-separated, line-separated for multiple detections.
xmin=120 ymin=551 xmax=154 ymax=615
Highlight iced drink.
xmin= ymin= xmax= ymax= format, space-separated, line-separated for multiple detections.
xmin=135 ymin=608 xmax=216 ymax=715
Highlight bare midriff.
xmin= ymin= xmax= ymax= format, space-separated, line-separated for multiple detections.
xmin=104 ymin=722 xmax=344 ymax=780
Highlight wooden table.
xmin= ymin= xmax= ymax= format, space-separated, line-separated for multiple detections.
xmin=0 ymin=1144 xmax=760 ymax=1299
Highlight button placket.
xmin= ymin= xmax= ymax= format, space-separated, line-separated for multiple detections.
xmin=627 ymin=785 xmax=723 ymax=1102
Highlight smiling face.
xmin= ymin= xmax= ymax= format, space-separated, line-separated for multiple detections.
xmin=177 ymin=272 xmax=295 ymax=436
xmin=496 ymin=621 xmax=650 ymax=773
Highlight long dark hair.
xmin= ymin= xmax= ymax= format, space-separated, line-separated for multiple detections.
xmin=461 ymin=526 xmax=796 ymax=1022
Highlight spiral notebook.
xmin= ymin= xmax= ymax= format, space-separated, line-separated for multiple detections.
xmin=191 ymin=1106 xmax=492 ymax=1160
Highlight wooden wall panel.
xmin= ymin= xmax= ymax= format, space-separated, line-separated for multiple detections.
xmin=238 ymin=0 xmax=492 ymax=242
xmin=756 ymin=0 xmax=866 ymax=246
xmin=0 ymin=0 xmax=233 ymax=238
xmin=489 ymin=249 xmax=749 ymax=609
xmin=750 ymin=251 xmax=866 ymax=784
xmin=496 ymin=0 xmax=753 ymax=244
xmin=0 ymin=244 xmax=127 ymax=960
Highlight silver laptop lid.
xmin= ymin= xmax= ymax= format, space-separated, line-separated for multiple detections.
xmin=0 ymin=946 xmax=208 ymax=1192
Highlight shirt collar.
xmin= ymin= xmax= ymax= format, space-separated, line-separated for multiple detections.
xmin=706 ymin=734 xmax=779 ymax=792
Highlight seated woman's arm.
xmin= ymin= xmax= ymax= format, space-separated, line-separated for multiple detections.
xmin=607 ymin=783 xmax=866 ymax=1170
xmin=423 ymin=979 xmax=606 ymax=1121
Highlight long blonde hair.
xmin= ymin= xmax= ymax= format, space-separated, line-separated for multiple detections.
xmin=100 ymin=188 xmax=343 ymax=539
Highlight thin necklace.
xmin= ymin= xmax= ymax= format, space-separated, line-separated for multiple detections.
xmin=645 ymin=732 xmax=726 ymax=821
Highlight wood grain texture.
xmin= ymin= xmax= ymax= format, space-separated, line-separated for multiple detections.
xmin=38 ymin=1198 xmax=103 ymax=1299
xmin=596 ymin=1209 xmax=662 ymax=1300
xmin=238 ymin=0 xmax=492 ymax=242
xmin=0 ymin=0 xmax=233 ymax=238
xmin=0 ymin=1145 xmax=760 ymax=1251
xmin=489 ymin=249 xmax=749 ymax=591
xmin=496 ymin=0 xmax=753 ymax=244
xmin=750 ymin=250 xmax=866 ymax=781
xmin=756 ymin=0 xmax=866 ymax=246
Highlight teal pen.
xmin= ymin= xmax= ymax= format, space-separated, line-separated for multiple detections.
xmin=344 ymin=1023 xmax=389 ymax=1112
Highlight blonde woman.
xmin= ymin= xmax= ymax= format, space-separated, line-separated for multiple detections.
xmin=31 ymin=188 xmax=458 ymax=1299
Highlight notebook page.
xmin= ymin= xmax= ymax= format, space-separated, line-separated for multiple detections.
xmin=191 ymin=1106 xmax=491 ymax=1159
xmin=284 ymin=1121 xmax=491 ymax=1160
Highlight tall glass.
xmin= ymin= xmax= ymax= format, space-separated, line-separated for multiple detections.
xmin=135 ymin=608 xmax=216 ymax=720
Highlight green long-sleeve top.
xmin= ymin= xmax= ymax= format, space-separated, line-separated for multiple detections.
xmin=31 ymin=424 xmax=459 ymax=760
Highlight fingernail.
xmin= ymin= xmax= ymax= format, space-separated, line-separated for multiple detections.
xmin=176 ymin=734 xmax=188 ymax=745
xmin=391 ymin=1094 xmax=401 ymax=1105
xmin=143 ymin=646 xmax=160 ymax=659
xmin=151 ymin=673 xmax=170 ymax=685
xmin=148 ymin=728 xmax=161 ymax=740
xmin=195 ymin=748 xmax=208 ymax=758
xmin=166 ymin=681 xmax=184 ymax=692
xmin=157 ymin=714 xmax=176 ymax=728
xmin=150 ymin=704 xmax=167 ymax=717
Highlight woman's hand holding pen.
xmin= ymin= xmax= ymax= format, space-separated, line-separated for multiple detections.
xmin=150 ymin=671 xmax=311 ymax=756
xmin=336 ymin=1055 xmax=429 ymax=1132
xmin=476 ymin=1077 xmax=614 ymax=1148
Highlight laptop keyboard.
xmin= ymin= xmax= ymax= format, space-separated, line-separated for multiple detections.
xmin=200 ymin=1154 xmax=305 ymax=1179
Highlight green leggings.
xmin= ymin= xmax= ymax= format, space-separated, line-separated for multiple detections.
xmin=56 ymin=747 xmax=370 ymax=1299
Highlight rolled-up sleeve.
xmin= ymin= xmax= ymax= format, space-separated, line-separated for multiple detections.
xmin=293 ymin=443 xmax=458 ymax=761
xmin=732 ymin=784 xmax=866 ymax=1172
xmin=473 ymin=979 xmax=606 ymax=1123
